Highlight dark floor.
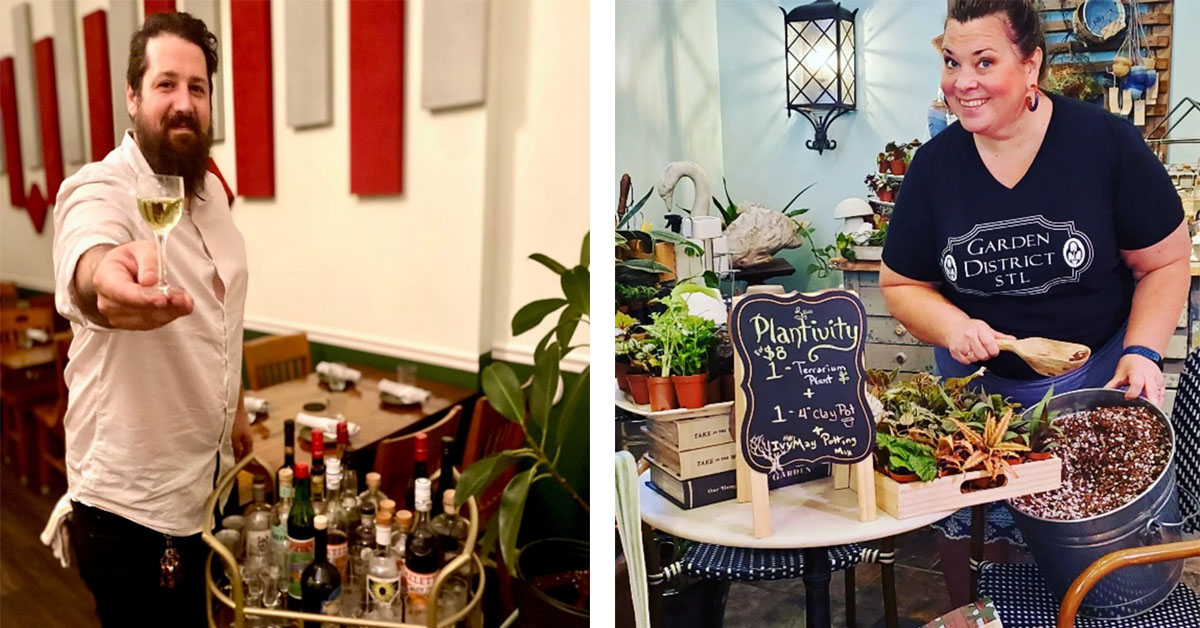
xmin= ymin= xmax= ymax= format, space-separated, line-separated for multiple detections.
xmin=0 ymin=468 xmax=97 ymax=627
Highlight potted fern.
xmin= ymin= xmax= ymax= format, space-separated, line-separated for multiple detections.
xmin=455 ymin=232 xmax=590 ymax=626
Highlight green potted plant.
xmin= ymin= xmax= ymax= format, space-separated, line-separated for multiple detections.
xmin=615 ymin=312 xmax=638 ymax=391
xmin=456 ymin=232 xmax=590 ymax=626
xmin=885 ymin=141 xmax=907 ymax=175
xmin=626 ymin=338 xmax=656 ymax=405
xmin=877 ymin=151 xmax=890 ymax=174
xmin=670 ymin=314 xmax=716 ymax=409
xmin=643 ymin=284 xmax=720 ymax=411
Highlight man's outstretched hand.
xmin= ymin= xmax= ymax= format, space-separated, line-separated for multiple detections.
xmin=86 ymin=241 xmax=194 ymax=330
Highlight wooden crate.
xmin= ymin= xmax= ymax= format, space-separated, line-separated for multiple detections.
xmin=873 ymin=457 xmax=1062 ymax=519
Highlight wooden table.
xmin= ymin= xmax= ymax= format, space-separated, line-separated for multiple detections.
xmin=640 ymin=470 xmax=953 ymax=628
xmin=248 ymin=366 xmax=475 ymax=472
xmin=0 ymin=344 xmax=55 ymax=371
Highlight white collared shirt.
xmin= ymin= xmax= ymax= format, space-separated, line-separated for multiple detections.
xmin=52 ymin=132 xmax=248 ymax=536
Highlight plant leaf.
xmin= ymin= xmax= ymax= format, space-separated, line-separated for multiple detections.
xmin=511 ymin=298 xmax=567 ymax=337
xmin=480 ymin=515 xmax=500 ymax=560
xmin=786 ymin=208 xmax=810 ymax=217
xmin=554 ymin=366 xmax=589 ymax=456
xmin=560 ymin=266 xmax=590 ymax=315
xmin=702 ymin=271 xmax=720 ymax=289
xmin=529 ymin=253 xmax=567 ymax=275
xmin=580 ymin=232 xmax=590 ymax=269
xmin=780 ymin=182 xmax=817 ymax=212
xmin=498 ymin=468 xmax=536 ymax=576
xmin=481 ymin=363 xmax=525 ymax=424
xmin=455 ymin=451 xmax=522 ymax=506
xmin=529 ymin=342 xmax=561 ymax=441
xmin=556 ymin=306 xmax=581 ymax=351
xmin=649 ymin=229 xmax=703 ymax=256
xmin=618 ymin=258 xmax=671 ymax=274
xmin=617 ymin=187 xmax=655 ymax=229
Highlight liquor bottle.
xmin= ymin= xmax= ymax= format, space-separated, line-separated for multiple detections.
xmin=339 ymin=466 xmax=360 ymax=529
xmin=280 ymin=418 xmax=295 ymax=481
xmin=333 ymin=420 xmax=351 ymax=466
xmin=359 ymin=472 xmax=387 ymax=512
xmin=437 ymin=436 xmax=456 ymax=507
xmin=390 ymin=510 xmax=413 ymax=574
xmin=301 ymin=515 xmax=342 ymax=625
xmin=244 ymin=479 xmax=273 ymax=560
xmin=405 ymin=433 xmax=430 ymax=510
xmin=271 ymin=468 xmax=294 ymax=560
xmin=325 ymin=458 xmax=350 ymax=582
xmin=404 ymin=478 xmax=440 ymax=622
xmin=287 ymin=463 xmax=315 ymax=607
xmin=311 ymin=431 xmax=327 ymax=516
xmin=366 ymin=510 xmax=400 ymax=619
xmin=431 ymin=489 xmax=468 ymax=568
xmin=349 ymin=502 xmax=376 ymax=592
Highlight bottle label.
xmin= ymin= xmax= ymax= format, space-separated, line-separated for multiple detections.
xmin=367 ymin=574 xmax=400 ymax=604
xmin=270 ymin=521 xmax=287 ymax=548
xmin=322 ymin=586 xmax=342 ymax=617
xmin=246 ymin=529 xmax=271 ymax=557
xmin=287 ymin=535 xmax=315 ymax=598
xmin=404 ymin=567 xmax=437 ymax=597
xmin=279 ymin=485 xmax=292 ymax=499
xmin=327 ymin=540 xmax=349 ymax=580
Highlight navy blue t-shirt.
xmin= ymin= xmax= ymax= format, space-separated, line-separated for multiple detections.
xmin=882 ymin=93 xmax=1183 ymax=379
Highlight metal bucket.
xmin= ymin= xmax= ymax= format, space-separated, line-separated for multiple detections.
xmin=1006 ymin=388 xmax=1182 ymax=619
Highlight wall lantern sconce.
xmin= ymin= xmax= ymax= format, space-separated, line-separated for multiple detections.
xmin=782 ymin=0 xmax=857 ymax=154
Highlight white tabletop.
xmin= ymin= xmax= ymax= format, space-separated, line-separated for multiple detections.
xmin=639 ymin=470 xmax=954 ymax=549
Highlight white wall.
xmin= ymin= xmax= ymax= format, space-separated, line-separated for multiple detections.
xmin=0 ymin=0 xmax=589 ymax=375
xmin=615 ymin=0 xmax=725 ymax=229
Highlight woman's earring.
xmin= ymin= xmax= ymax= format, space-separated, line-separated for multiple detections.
xmin=1026 ymin=84 xmax=1040 ymax=112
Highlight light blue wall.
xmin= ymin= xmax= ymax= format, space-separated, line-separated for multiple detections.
xmin=1167 ymin=0 xmax=1199 ymax=164
xmin=714 ymin=0 xmax=946 ymax=290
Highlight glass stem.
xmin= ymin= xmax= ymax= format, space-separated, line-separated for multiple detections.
xmin=156 ymin=232 xmax=169 ymax=290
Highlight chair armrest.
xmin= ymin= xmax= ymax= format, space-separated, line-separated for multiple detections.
xmin=1058 ymin=539 xmax=1200 ymax=627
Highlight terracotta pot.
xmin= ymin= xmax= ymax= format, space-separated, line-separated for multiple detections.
xmin=615 ymin=362 xmax=631 ymax=392
xmin=626 ymin=374 xmax=651 ymax=405
xmin=889 ymin=159 xmax=906 ymax=175
xmin=705 ymin=376 xmax=721 ymax=405
xmin=886 ymin=467 xmax=920 ymax=483
xmin=647 ymin=376 xmax=678 ymax=412
xmin=672 ymin=373 xmax=708 ymax=409
xmin=877 ymin=188 xmax=895 ymax=203
xmin=1026 ymin=451 xmax=1054 ymax=462
xmin=878 ymin=162 xmax=888 ymax=173
xmin=721 ymin=374 xmax=735 ymax=402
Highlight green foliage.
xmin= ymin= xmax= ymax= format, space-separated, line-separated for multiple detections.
xmin=1022 ymin=387 xmax=1064 ymax=452
xmin=616 ymin=283 xmax=659 ymax=305
xmin=806 ymin=232 xmax=858 ymax=279
xmin=617 ymin=187 xmax=654 ymax=229
xmin=875 ymin=432 xmax=938 ymax=481
xmin=642 ymin=284 xmax=719 ymax=377
xmin=456 ymin=233 xmax=590 ymax=575
xmin=711 ymin=177 xmax=814 ymax=229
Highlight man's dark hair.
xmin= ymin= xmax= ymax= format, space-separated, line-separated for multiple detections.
xmin=947 ymin=0 xmax=1047 ymax=81
xmin=127 ymin=12 xmax=218 ymax=96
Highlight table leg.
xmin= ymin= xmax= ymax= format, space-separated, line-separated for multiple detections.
xmin=970 ymin=504 xmax=985 ymax=600
xmin=881 ymin=535 xmax=899 ymax=628
xmin=803 ymin=547 xmax=832 ymax=628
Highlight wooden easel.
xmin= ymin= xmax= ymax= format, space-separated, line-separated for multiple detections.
xmin=732 ymin=287 xmax=877 ymax=539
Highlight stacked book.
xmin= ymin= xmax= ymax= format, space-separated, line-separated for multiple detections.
xmin=644 ymin=411 xmax=829 ymax=509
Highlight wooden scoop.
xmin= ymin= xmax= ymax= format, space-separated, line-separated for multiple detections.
xmin=996 ymin=337 xmax=1091 ymax=378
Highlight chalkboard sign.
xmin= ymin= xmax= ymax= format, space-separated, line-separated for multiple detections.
xmin=731 ymin=291 xmax=875 ymax=475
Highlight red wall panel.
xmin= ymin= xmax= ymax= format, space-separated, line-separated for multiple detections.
xmin=350 ymin=0 xmax=405 ymax=196
xmin=0 ymin=57 xmax=25 ymax=207
xmin=83 ymin=10 xmax=115 ymax=161
xmin=26 ymin=183 xmax=47 ymax=234
xmin=34 ymin=38 xmax=65 ymax=203
xmin=144 ymin=1 xmax=176 ymax=17
xmin=230 ymin=0 xmax=275 ymax=198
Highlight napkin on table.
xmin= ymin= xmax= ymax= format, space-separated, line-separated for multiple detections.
xmin=26 ymin=328 xmax=49 ymax=344
xmin=378 ymin=379 xmax=431 ymax=404
xmin=296 ymin=412 xmax=361 ymax=440
xmin=315 ymin=362 xmax=362 ymax=383
xmin=243 ymin=395 xmax=270 ymax=414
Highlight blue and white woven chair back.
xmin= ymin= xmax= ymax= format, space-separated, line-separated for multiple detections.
xmin=1170 ymin=348 xmax=1200 ymax=534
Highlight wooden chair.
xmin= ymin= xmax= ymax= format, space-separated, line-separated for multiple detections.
xmin=33 ymin=332 xmax=72 ymax=494
xmin=243 ymin=333 xmax=311 ymax=390
xmin=0 ymin=282 xmax=16 ymax=309
xmin=461 ymin=396 xmax=525 ymax=526
xmin=372 ymin=405 xmax=463 ymax=510
xmin=1 ymin=307 xmax=58 ymax=483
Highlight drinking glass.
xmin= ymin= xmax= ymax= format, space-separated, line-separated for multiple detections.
xmin=136 ymin=173 xmax=186 ymax=296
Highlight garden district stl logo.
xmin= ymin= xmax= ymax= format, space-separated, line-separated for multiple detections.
xmin=939 ymin=215 xmax=1093 ymax=297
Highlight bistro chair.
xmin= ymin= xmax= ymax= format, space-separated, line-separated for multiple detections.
xmin=461 ymin=396 xmax=525 ymax=526
xmin=372 ymin=405 xmax=463 ymax=509
xmin=33 ymin=332 xmax=72 ymax=495
xmin=243 ymin=332 xmax=311 ymax=390
xmin=1 ymin=307 xmax=58 ymax=483
xmin=977 ymin=348 xmax=1200 ymax=627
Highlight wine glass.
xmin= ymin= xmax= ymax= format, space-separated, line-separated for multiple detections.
xmin=136 ymin=173 xmax=187 ymax=296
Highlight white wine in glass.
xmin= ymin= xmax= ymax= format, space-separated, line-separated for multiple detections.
xmin=136 ymin=173 xmax=186 ymax=296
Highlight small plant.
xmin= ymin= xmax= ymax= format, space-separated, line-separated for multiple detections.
xmin=615 ymin=312 xmax=639 ymax=365
xmin=1022 ymin=387 xmax=1064 ymax=453
xmin=616 ymin=283 xmax=658 ymax=306
xmin=642 ymin=284 xmax=719 ymax=377
xmin=876 ymin=151 xmax=890 ymax=172
xmin=876 ymin=432 xmax=938 ymax=481
xmin=671 ymin=315 xmax=716 ymax=376
xmin=711 ymin=178 xmax=815 ymax=228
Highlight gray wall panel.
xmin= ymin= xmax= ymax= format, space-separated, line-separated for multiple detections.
xmin=12 ymin=3 xmax=42 ymax=168
xmin=184 ymin=0 xmax=225 ymax=141
xmin=107 ymin=0 xmax=137 ymax=143
xmin=284 ymin=0 xmax=332 ymax=129
xmin=52 ymin=0 xmax=85 ymax=165
xmin=421 ymin=0 xmax=488 ymax=111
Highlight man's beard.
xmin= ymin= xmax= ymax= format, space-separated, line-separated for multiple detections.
xmin=133 ymin=109 xmax=213 ymax=199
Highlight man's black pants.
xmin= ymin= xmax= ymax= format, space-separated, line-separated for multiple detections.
xmin=71 ymin=501 xmax=208 ymax=627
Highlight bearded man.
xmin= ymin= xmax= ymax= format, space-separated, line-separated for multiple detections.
xmin=51 ymin=12 xmax=251 ymax=626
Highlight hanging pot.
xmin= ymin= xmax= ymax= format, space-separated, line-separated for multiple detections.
xmin=1072 ymin=0 xmax=1126 ymax=46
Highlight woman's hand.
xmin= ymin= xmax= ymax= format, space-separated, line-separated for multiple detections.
xmin=1104 ymin=354 xmax=1165 ymax=406
xmin=947 ymin=319 xmax=1015 ymax=365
